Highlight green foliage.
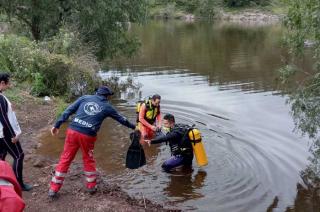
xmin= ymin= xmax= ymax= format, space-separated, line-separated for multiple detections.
xmin=148 ymin=0 xmax=219 ymax=18
xmin=0 ymin=34 xmax=100 ymax=98
xmin=282 ymin=0 xmax=320 ymax=182
xmin=55 ymin=97 xmax=69 ymax=118
xmin=289 ymin=78 xmax=320 ymax=139
xmin=175 ymin=0 xmax=200 ymax=13
xmin=0 ymin=0 xmax=147 ymax=59
xmin=31 ymin=72 xmax=47 ymax=96
xmin=3 ymin=83 xmax=24 ymax=105
xmin=197 ymin=0 xmax=219 ymax=19
xmin=282 ymin=0 xmax=320 ymax=139
xmin=0 ymin=34 xmax=37 ymax=81
xmin=279 ymin=65 xmax=297 ymax=83
xmin=0 ymin=0 xmax=67 ymax=40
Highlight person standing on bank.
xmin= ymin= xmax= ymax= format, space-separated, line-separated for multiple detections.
xmin=0 ymin=73 xmax=33 ymax=191
xmin=49 ymin=86 xmax=136 ymax=198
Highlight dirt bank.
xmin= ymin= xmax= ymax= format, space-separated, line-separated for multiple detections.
xmin=9 ymin=90 xmax=177 ymax=212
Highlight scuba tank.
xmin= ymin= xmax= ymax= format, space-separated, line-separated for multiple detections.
xmin=188 ymin=128 xmax=208 ymax=166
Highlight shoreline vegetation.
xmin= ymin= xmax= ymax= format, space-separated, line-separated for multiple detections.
xmin=147 ymin=0 xmax=286 ymax=24
xmin=149 ymin=7 xmax=283 ymax=24
xmin=2 ymin=0 xmax=319 ymax=211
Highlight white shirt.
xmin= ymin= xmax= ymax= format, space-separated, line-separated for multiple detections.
xmin=0 ymin=94 xmax=22 ymax=138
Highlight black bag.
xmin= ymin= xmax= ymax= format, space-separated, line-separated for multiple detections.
xmin=125 ymin=130 xmax=146 ymax=169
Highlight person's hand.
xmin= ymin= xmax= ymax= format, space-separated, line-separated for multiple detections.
xmin=145 ymin=140 xmax=151 ymax=147
xmin=51 ymin=127 xmax=59 ymax=136
xmin=11 ymin=136 xmax=19 ymax=144
xmin=155 ymin=126 xmax=161 ymax=132
xmin=151 ymin=126 xmax=157 ymax=131
xmin=135 ymin=125 xmax=139 ymax=131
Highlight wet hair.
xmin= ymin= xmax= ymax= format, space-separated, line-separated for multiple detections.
xmin=152 ymin=94 xmax=161 ymax=101
xmin=0 ymin=73 xmax=10 ymax=84
xmin=164 ymin=113 xmax=175 ymax=123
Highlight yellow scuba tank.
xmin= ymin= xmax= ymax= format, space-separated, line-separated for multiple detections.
xmin=188 ymin=128 xmax=208 ymax=166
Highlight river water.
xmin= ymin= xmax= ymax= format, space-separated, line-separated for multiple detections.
xmin=39 ymin=21 xmax=315 ymax=211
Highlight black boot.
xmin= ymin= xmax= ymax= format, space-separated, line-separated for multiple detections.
xmin=21 ymin=183 xmax=33 ymax=191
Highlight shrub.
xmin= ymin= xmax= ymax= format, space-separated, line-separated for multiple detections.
xmin=0 ymin=33 xmax=100 ymax=98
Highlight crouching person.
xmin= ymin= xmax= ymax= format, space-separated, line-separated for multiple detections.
xmin=146 ymin=114 xmax=194 ymax=172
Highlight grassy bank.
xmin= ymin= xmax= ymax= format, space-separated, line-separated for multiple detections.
xmin=0 ymin=32 xmax=100 ymax=101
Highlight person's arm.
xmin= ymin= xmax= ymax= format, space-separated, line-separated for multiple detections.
xmin=0 ymin=95 xmax=16 ymax=138
xmin=156 ymin=111 xmax=162 ymax=128
xmin=109 ymin=106 xmax=136 ymax=129
xmin=54 ymin=97 xmax=83 ymax=129
xmin=138 ymin=104 xmax=154 ymax=130
xmin=150 ymin=130 xmax=179 ymax=144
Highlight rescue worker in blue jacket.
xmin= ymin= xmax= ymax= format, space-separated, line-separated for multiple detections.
xmin=49 ymin=86 xmax=136 ymax=197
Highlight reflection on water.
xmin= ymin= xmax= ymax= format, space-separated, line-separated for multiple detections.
xmin=164 ymin=169 xmax=207 ymax=202
xmin=38 ymin=21 xmax=315 ymax=211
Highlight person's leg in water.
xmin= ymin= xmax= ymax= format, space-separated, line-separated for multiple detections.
xmin=162 ymin=154 xmax=194 ymax=173
xmin=161 ymin=155 xmax=185 ymax=172
xmin=182 ymin=154 xmax=193 ymax=168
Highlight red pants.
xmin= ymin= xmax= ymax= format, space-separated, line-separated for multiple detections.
xmin=50 ymin=129 xmax=97 ymax=192
xmin=138 ymin=123 xmax=154 ymax=140
xmin=0 ymin=186 xmax=25 ymax=212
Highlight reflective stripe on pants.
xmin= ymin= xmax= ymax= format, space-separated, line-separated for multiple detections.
xmin=50 ymin=129 xmax=97 ymax=192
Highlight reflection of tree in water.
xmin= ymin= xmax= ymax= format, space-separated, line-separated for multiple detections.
xmin=279 ymin=55 xmax=320 ymax=211
xmin=279 ymin=0 xmax=320 ymax=210
xmin=116 ymin=21 xmax=291 ymax=92
xmin=101 ymin=72 xmax=142 ymax=100
xmin=279 ymin=48 xmax=320 ymax=212
xmin=163 ymin=169 xmax=207 ymax=203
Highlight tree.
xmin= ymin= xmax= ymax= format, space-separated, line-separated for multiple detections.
xmin=281 ymin=0 xmax=320 ymax=182
xmin=0 ymin=0 xmax=147 ymax=59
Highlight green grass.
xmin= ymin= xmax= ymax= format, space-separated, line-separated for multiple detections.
xmin=3 ymin=85 xmax=25 ymax=105
xmin=55 ymin=97 xmax=68 ymax=118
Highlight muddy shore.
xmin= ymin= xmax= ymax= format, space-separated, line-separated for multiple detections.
xmin=10 ymin=90 xmax=177 ymax=212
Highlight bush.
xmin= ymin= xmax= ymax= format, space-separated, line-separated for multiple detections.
xmin=31 ymin=72 xmax=48 ymax=96
xmin=0 ymin=34 xmax=38 ymax=81
xmin=0 ymin=33 xmax=100 ymax=98
xmin=197 ymin=0 xmax=218 ymax=18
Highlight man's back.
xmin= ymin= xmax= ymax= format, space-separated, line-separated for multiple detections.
xmin=68 ymin=95 xmax=110 ymax=136
xmin=55 ymin=94 xmax=135 ymax=137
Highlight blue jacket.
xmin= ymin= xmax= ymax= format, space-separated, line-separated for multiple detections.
xmin=54 ymin=95 xmax=136 ymax=136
